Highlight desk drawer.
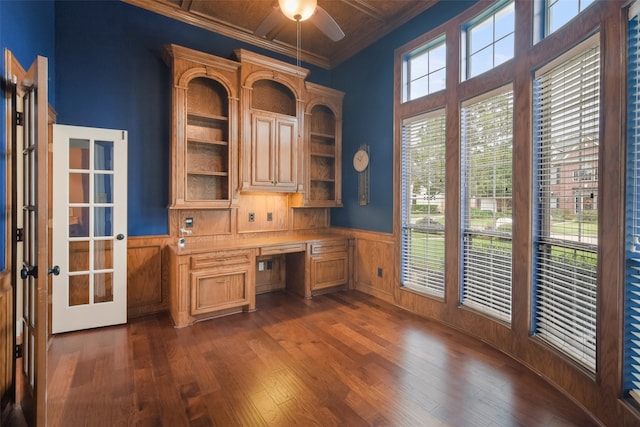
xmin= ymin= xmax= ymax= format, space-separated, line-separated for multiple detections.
xmin=260 ymin=243 xmax=306 ymax=256
xmin=191 ymin=250 xmax=252 ymax=270
xmin=309 ymin=240 xmax=348 ymax=255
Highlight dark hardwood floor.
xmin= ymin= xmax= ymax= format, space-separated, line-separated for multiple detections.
xmin=47 ymin=290 xmax=599 ymax=426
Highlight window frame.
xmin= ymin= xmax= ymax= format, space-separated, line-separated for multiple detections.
xmin=400 ymin=109 xmax=447 ymax=297
xmin=534 ymin=0 xmax=597 ymax=43
xmin=460 ymin=86 xmax=514 ymax=323
xmin=532 ymin=35 xmax=600 ymax=373
xmin=624 ymin=4 xmax=640 ymax=405
xmin=461 ymin=0 xmax=515 ymax=81
xmin=402 ymin=35 xmax=447 ymax=102
xmin=394 ymin=2 xmax=624 ymax=417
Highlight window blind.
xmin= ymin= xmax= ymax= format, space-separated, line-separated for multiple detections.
xmin=460 ymin=89 xmax=513 ymax=323
xmin=534 ymin=39 xmax=599 ymax=372
xmin=625 ymin=10 xmax=640 ymax=404
xmin=401 ymin=110 xmax=446 ymax=297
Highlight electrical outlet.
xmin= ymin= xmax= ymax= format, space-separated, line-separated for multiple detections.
xmin=267 ymin=212 xmax=273 ymax=221
xmin=249 ymin=212 xmax=255 ymax=222
xmin=378 ymin=267 xmax=383 ymax=278
xmin=185 ymin=217 xmax=193 ymax=228
xmin=258 ymin=261 xmax=264 ymax=271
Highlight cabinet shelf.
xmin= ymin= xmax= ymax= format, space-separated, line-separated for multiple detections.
xmin=187 ymin=111 xmax=228 ymax=122
xmin=310 ymin=151 xmax=335 ymax=158
xmin=187 ymin=137 xmax=228 ymax=146
xmin=187 ymin=170 xmax=229 ymax=177
xmin=311 ymin=177 xmax=335 ymax=183
xmin=310 ymin=131 xmax=335 ymax=140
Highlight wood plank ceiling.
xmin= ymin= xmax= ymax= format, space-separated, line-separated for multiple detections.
xmin=123 ymin=0 xmax=440 ymax=69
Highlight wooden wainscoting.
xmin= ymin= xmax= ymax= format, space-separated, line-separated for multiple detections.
xmin=127 ymin=236 xmax=171 ymax=318
xmin=333 ymin=228 xmax=395 ymax=303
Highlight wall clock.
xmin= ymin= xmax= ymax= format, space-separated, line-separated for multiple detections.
xmin=354 ymin=145 xmax=370 ymax=205
xmin=353 ymin=148 xmax=369 ymax=172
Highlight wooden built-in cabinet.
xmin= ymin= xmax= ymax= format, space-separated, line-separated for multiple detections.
xmin=163 ymin=45 xmax=351 ymax=326
xmin=294 ymin=83 xmax=344 ymax=207
xmin=165 ymin=45 xmax=344 ymax=203
xmin=168 ymin=235 xmax=352 ymax=327
xmin=236 ymin=49 xmax=308 ymax=193
xmin=190 ymin=249 xmax=254 ymax=315
xmin=164 ymin=44 xmax=240 ymax=208
xmin=309 ymin=239 xmax=350 ymax=293
xmin=169 ymin=247 xmax=255 ymax=327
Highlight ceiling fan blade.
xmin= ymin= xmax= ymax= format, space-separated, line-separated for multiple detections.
xmin=255 ymin=7 xmax=286 ymax=38
xmin=309 ymin=6 xmax=345 ymax=42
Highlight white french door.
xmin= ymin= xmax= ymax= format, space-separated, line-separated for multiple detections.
xmin=52 ymin=125 xmax=128 ymax=333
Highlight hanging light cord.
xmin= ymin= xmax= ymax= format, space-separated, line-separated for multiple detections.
xmin=296 ymin=17 xmax=301 ymax=69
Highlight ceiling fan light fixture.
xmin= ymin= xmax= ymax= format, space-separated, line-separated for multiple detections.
xmin=278 ymin=0 xmax=317 ymax=21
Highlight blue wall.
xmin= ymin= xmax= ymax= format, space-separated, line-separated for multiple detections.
xmin=0 ymin=0 xmax=475 ymax=250
xmin=331 ymin=1 xmax=477 ymax=233
xmin=54 ymin=1 xmax=330 ymax=236
xmin=0 ymin=0 xmax=56 ymax=270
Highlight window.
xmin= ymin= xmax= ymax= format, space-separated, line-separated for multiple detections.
xmin=403 ymin=37 xmax=446 ymax=102
xmin=460 ymin=88 xmax=513 ymax=322
xmin=625 ymin=8 xmax=640 ymax=404
xmin=401 ymin=110 xmax=446 ymax=297
xmin=462 ymin=0 xmax=514 ymax=80
xmin=533 ymin=39 xmax=600 ymax=372
xmin=546 ymin=0 xmax=596 ymax=36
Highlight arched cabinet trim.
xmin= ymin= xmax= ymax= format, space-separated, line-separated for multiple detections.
xmin=177 ymin=67 xmax=239 ymax=101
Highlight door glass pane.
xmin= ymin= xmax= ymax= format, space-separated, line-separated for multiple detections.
xmin=69 ymin=139 xmax=90 ymax=169
xmin=94 ymin=207 xmax=113 ymax=237
xmin=69 ymin=240 xmax=90 ymax=272
xmin=94 ymin=272 xmax=113 ymax=303
xmin=69 ymin=173 xmax=89 ymax=203
xmin=94 ymin=174 xmax=113 ymax=203
xmin=94 ymin=240 xmax=113 ymax=270
xmin=70 ymin=207 xmax=89 ymax=237
xmin=95 ymin=140 xmax=114 ymax=171
xmin=69 ymin=275 xmax=90 ymax=306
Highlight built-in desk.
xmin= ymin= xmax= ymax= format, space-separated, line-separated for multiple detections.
xmin=167 ymin=233 xmax=353 ymax=327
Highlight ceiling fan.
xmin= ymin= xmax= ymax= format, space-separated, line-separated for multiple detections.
xmin=255 ymin=0 xmax=345 ymax=42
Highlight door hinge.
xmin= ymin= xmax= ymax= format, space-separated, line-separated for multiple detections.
xmin=15 ymin=344 xmax=23 ymax=359
xmin=15 ymin=111 xmax=23 ymax=126
xmin=16 ymin=228 xmax=23 ymax=242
